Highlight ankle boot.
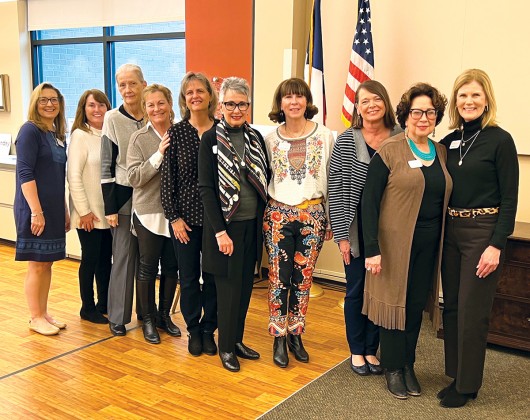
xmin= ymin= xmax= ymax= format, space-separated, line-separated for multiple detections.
xmin=287 ymin=334 xmax=309 ymax=362
xmin=157 ymin=275 xmax=181 ymax=337
xmin=273 ymin=336 xmax=289 ymax=368
xmin=137 ymin=278 xmax=160 ymax=344
xmin=384 ymin=369 xmax=408 ymax=399
xmin=403 ymin=364 xmax=421 ymax=396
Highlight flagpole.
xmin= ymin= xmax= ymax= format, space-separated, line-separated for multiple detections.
xmin=307 ymin=0 xmax=315 ymax=88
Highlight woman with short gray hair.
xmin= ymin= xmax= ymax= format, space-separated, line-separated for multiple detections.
xmin=198 ymin=77 xmax=269 ymax=372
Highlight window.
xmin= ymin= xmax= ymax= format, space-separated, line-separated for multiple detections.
xmin=32 ymin=22 xmax=185 ymax=126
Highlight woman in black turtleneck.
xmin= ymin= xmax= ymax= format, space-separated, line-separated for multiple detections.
xmin=438 ymin=69 xmax=519 ymax=408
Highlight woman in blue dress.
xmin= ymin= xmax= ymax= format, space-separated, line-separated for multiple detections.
xmin=14 ymin=82 xmax=70 ymax=336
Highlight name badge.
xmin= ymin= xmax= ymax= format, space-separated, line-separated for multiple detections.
xmin=449 ymin=140 xmax=461 ymax=149
xmin=408 ymin=160 xmax=423 ymax=168
xmin=212 ymin=145 xmax=218 ymax=154
xmin=279 ymin=141 xmax=291 ymax=151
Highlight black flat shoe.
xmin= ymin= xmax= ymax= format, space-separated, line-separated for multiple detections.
xmin=188 ymin=332 xmax=203 ymax=356
xmin=440 ymin=387 xmax=477 ymax=408
xmin=80 ymin=308 xmax=108 ymax=324
xmin=96 ymin=303 xmax=107 ymax=315
xmin=219 ymin=352 xmax=240 ymax=372
xmin=202 ymin=333 xmax=217 ymax=356
xmin=366 ymin=360 xmax=383 ymax=375
xmin=287 ymin=334 xmax=309 ymax=363
xmin=385 ymin=369 xmax=408 ymax=400
xmin=437 ymin=380 xmax=456 ymax=400
xmin=403 ymin=364 xmax=421 ymax=396
xmin=235 ymin=342 xmax=260 ymax=360
xmin=273 ymin=336 xmax=289 ymax=368
xmin=350 ymin=358 xmax=370 ymax=376
xmin=109 ymin=322 xmax=126 ymax=336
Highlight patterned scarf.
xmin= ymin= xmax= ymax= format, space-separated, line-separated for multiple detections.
xmin=216 ymin=118 xmax=268 ymax=221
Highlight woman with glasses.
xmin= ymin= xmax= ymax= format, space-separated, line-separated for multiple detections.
xmin=263 ymin=78 xmax=334 ymax=368
xmin=198 ymin=77 xmax=269 ymax=372
xmin=161 ymin=72 xmax=219 ymax=357
xmin=438 ymin=69 xmax=518 ymax=408
xmin=127 ymin=84 xmax=180 ymax=344
xmin=328 ymin=80 xmax=402 ymax=377
xmin=362 ymin=83 xmax=452 ymax=399
xmin=14 ymin=83 xmax=69 ymax=336
xmin=68 ymin=89 xmax=112 ymax=324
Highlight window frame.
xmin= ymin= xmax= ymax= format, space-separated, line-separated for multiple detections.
xmin=31 ymin=26 xmax=185 ymax=107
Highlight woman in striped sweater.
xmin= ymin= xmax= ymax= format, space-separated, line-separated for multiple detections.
xmin=328 ymin=80 xmax=401 ymax=376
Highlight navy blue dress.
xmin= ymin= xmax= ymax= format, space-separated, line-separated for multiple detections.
xmin=14 ymin=122 xmax=67 ymax=262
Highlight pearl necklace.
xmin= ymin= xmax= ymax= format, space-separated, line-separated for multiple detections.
xmin=458 ymin=130 xmax=481 ymax=166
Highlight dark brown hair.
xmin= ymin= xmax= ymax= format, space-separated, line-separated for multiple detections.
xmin=268 ymin=78 xmax=319 ymax=123
xmin=396 ymin=82 xmax=447 ymax=129
xmin=351 ymin=80 xmax=396 ymax=129
xmin=71 ymin=89 xmax=111 ymax=133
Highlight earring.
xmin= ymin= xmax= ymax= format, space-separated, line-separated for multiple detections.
xmin=304 ymin=110 xmax=308 ymax=119
xmin=279 ymin=110 xmax=285 ymax=121
xmin=485 ymin=105 xmax=489 ymax=112
xmin=432 ymin=127 xmax=436 ymax=137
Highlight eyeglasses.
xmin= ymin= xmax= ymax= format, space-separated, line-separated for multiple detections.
xmin=409 ymin=109 xmax=437 ymax=120
xmin=223 ymin=101 xmax=250 ymax=111
xmin=38 ymin=97 xmax=60 ymax=106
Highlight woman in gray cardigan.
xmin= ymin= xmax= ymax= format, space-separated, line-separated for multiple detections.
xmin=329 ymin=81 xmax=401 ymax=376
xmin=127 ymin=84 xmax=180 ymax=344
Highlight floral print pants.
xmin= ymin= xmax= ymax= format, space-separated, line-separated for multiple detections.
xmin=263 ymin=199 xmax=326 ymax=336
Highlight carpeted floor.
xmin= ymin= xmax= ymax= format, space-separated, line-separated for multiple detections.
xmin=258 ymin=320 xmax=529 ymax=420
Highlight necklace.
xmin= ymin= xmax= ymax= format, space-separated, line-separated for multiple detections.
xmin=458 ymin=130 xmax=481 ymax=166
xmin=407 ymin=137 xmax=436 ymax=161
xmin=230 ymin=138 xmax=246 ymax=167
xmin=284 ymin=119 xmax=308 ymax=138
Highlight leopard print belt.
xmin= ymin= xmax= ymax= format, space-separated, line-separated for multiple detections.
xmin=447 ymin=207 xmax=499 ymax=218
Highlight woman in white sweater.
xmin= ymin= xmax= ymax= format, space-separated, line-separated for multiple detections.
xmin=68 ymin=89 xmax=112 ymax=324
xmin=263 ymin=78 xmax=334 ymax=367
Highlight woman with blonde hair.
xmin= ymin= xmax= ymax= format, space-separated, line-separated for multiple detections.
xmin=68 ymin=89 xmax=112 ymax=324
xmin=127 ymin=84 xmax=180 ymax=344
xmin=439 ymin=69 xmax=518 ymax=408
xmin=14 ymin=82 xmax=70 ymax=335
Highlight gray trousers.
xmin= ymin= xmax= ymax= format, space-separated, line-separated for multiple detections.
xmin=107 ymin=213 xmax=138 ymax=325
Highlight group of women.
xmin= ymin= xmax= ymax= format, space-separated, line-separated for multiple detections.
xmin=14 ymin=67 xmax=518 ymax=408
xmin=328 ymin=69 xmax=518 ymax=408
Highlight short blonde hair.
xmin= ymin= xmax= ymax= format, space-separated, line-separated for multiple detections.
xmin=141 ymin=84 xmax=175 ymax=124
xmin=448 ymin=69 xmax=497 ymax=129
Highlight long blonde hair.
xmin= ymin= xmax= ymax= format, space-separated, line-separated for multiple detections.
xmin=448 ymin=69 xmax=498 ymax=129
xmin=27 ymin=82 xmax=67 ymax=141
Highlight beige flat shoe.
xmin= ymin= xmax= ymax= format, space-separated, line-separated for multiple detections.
xmin=49 ymin=319 xmax=67 ymax=329
xmin=29 ymin=320 xmax=60 ymax=336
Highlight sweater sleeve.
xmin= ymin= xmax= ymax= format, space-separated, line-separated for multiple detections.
xmin=160 ymin=127 xmax=181 ymax=222
xmin=198 ymin=130 xmax=227 ymax=234
xmin=126 ymin=134 xmax=159 ymax=189
xmin=328 ymin=136 xmax=347 ymax=242
xmin=100 ymin=113 xmax=119 ymax=215
xmin=490 ymin=133 xmax=519 ymax=249
xmin=362 ymin=153 xmax=390 ymax=257
xmin=67 ymin=130 xmax=91 ymax=217
xmin=15 ymin=123 xmax=40 ymax=185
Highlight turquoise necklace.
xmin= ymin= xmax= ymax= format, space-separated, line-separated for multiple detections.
xmin=407 ymin=137 xmax=436 ymax=161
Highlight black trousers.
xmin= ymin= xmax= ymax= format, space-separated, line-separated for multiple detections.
xmin=76 ymin=228 xmax=112 ymax=311
xmin=441 ymin=214 xmax=503 ymax=393
xmin=133 ymin=215 xmax=178 ymax=314
xmin=215 ymin=219 xmax=257 ymax=353
xmin=344 ymin=254 xmax=379 ymax=356
xmin=170 ymin=224 xmax=217 ymax=334
xmin=380 ymin=223 xmax=441 ymax=370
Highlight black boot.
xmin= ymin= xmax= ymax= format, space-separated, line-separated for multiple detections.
xmin=287 ymin=334 xmax=309 ymax=363
xmin=137 ymin=279 xmax=160 ymax=344
xmin=403 ymin=364 xmax=421 ymax=396
xmin=157 ymin=275 xmax=181 ymax=337
xmin=384 ymin=369 xmax=408 ymax=399
xmin=273 ymin=336 xmax=289 ymax=368
xmin=202 ymin=332 xmax=218 ymax=356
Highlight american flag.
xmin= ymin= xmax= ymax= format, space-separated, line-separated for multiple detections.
xmin=341 ymin=0 xmax=374 ymax=127
xmin=304 ymin=0 xmax=326 ymax=125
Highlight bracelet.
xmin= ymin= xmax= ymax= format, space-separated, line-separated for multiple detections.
xmin=215 ymin=230 xmax=226 ymax=238
xmin=31 ymin=211 xmax=44 ymax=217
xmin=170 ymin=217 xmax=181 ymax=224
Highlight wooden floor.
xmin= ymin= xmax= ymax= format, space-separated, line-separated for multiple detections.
xmin=0 ymin=242 xmax=348 ymax=419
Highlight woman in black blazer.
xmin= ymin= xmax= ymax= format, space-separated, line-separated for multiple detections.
xmin=198 ymin=77 xmax=269 ymax=372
